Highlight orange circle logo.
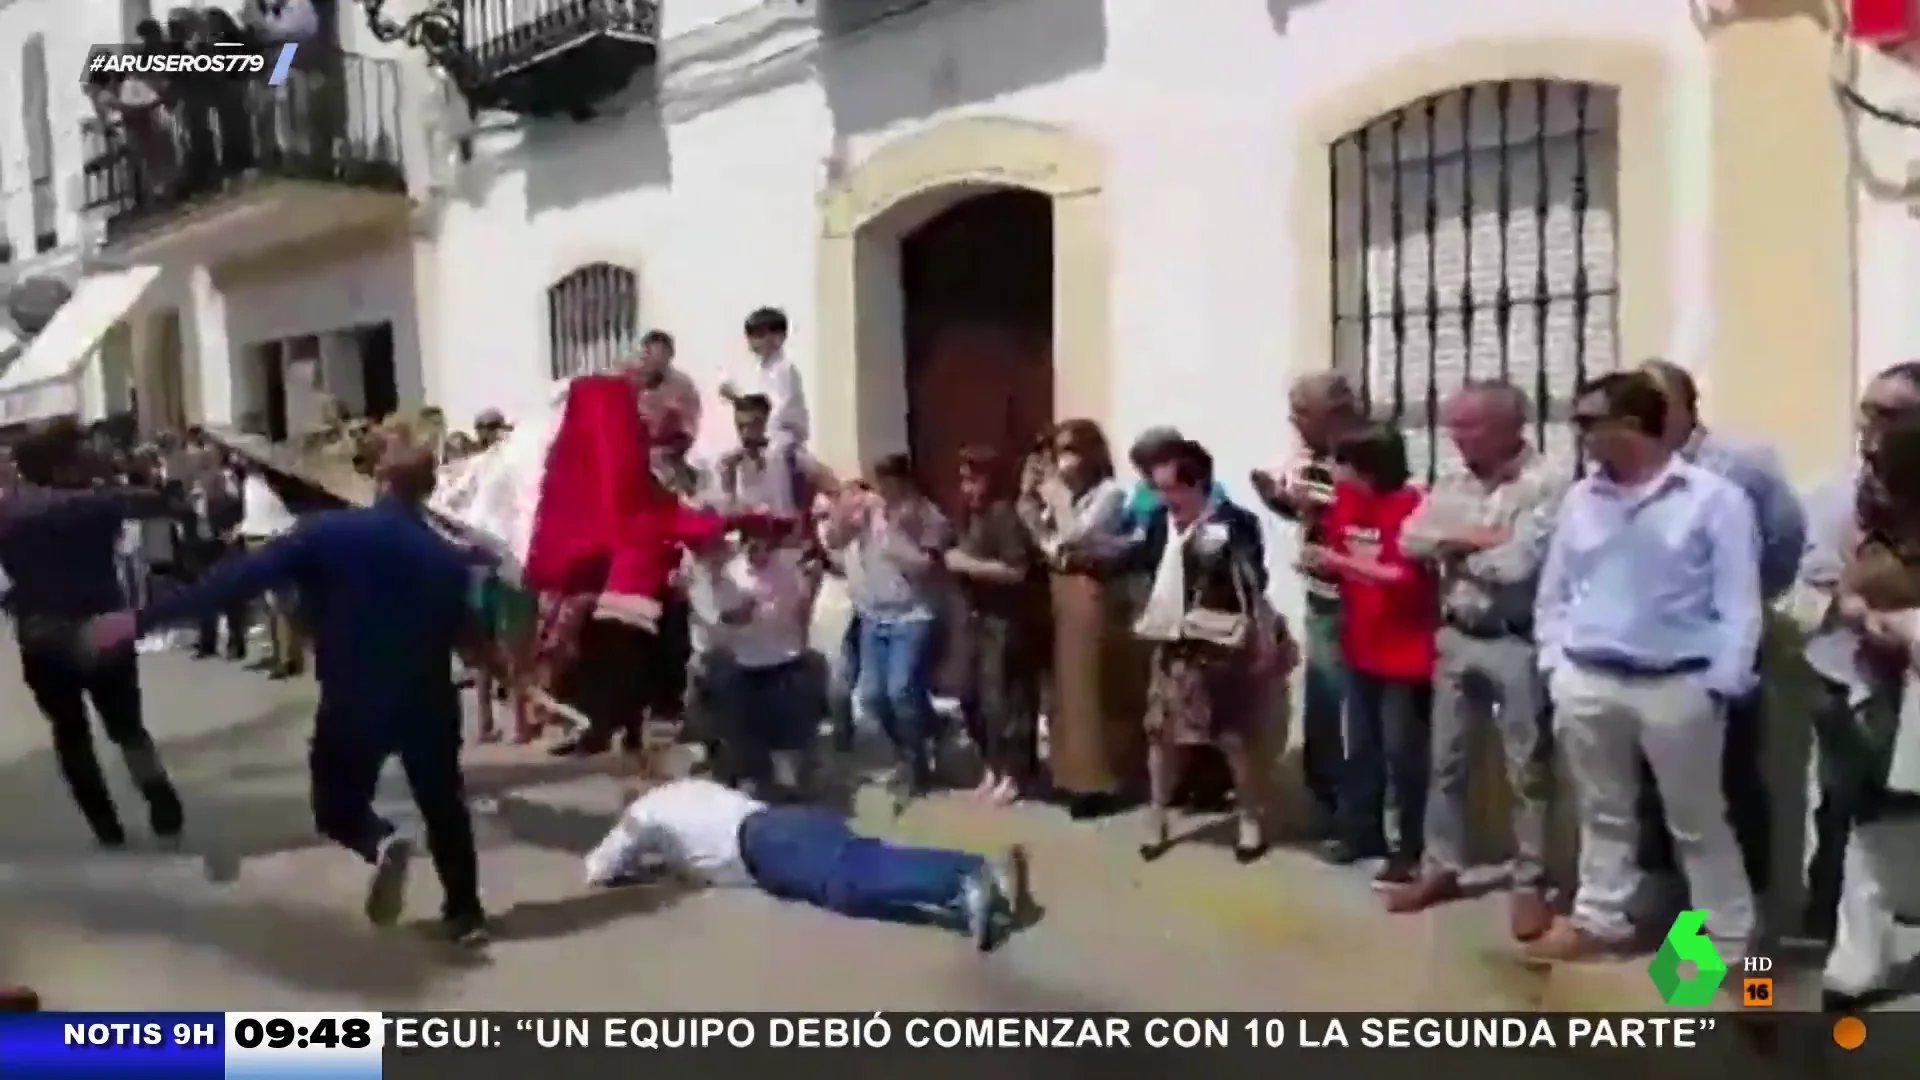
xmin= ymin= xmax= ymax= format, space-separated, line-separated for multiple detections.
xmin=1833 ymin=1016 xmax=1867 ymax=1051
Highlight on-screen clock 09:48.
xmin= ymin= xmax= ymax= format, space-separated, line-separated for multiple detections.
xmin=224 ymin=1011 xmax=387 ymax=1053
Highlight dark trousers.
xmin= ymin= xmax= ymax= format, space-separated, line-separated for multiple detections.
xmin=707 ymin=655 xmax=820 ymax=786
xmin=20 ymin=644 xmax=179 ymax=841
xmin=308 ymin=714 xmax=481 ymax=921
xmin=1341 ymin=672 xmax=1432 ymax=858
xmin=1636 ymin=687 xmax=1773 ymax=898
xmin=186 ymin=544 xmax=248 ymax=658
xmin=1301 ymin=607 xmax=1348 ymax=831
xmin=1802 ymin=678 xmax=1861 ymax=940
xmin=957 ymin=612 xmax=1040 ymax=785
xmin=740 ymin=805 xmax=983 ymax=921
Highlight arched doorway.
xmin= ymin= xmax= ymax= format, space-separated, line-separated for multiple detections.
xmin=901 ymin=189 xmax=1054 ymax=510
xmin=813 ymin=117 xmax=1111 ymax=480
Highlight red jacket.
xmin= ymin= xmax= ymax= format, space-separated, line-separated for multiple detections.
xmin=1324 ymin=481 xmax=1437 ymax=681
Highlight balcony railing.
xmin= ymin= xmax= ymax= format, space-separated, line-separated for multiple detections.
xmin=462 ymin=0 xmax=660 ymax=82
xmin=82 ymin=51 xmax=406 ymax=238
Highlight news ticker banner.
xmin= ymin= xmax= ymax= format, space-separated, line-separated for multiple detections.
xmin=80 ymin=44 xmax=301 ymax=88
xmin=0 ymin=1011 xmax=1893 ymax=1080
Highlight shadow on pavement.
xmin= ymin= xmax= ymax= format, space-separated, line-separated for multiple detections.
xmin=0 ymin=683 xmax=702 ymax=1003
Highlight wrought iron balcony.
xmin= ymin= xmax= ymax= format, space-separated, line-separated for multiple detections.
xmin=81 ymin=51 xmax=406 ymax=242
xmin=356 ymin=0 xmax=660 ymax=118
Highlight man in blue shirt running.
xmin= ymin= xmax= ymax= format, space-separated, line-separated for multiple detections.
xmin=89 ymin=444 xmax=498 ymax=944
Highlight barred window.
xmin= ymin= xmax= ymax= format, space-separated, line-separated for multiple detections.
xmin=1331 ymin=79 xmax=1621 ymax=482
xmin=546 ymin=263 xmax=639 ymax=381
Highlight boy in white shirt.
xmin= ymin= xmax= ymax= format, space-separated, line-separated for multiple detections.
xmin=584 ymin=776 xmax=1031 ymax=951
xmin=690 ymin=515 xmax=817 ymax=792
xmin=719 ymin=308 xmax=809 ymax=449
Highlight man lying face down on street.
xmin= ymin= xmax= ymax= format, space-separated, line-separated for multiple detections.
xmin=584 ymin=776 xmax=1033 ymax=951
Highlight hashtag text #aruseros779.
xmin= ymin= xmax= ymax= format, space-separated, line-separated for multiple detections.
xmin=81 ymin=46 xmax=268 ymax=82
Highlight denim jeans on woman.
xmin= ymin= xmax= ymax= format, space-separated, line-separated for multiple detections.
xmin=854 ymin=615 xmax=940 ymax=785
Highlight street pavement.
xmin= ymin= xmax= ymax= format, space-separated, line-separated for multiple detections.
xmin=0 ymin=642 xmax=1728 ymax=1013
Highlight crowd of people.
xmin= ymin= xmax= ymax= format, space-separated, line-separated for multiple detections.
xmin=86 ymin=1 xmax=324 ymax=212
xmin=7 ymin=296 xmax=1920 ymax=1009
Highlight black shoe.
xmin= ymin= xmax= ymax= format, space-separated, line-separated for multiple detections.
xmin=1066 ymin=792 xmax=1120 ymax=822
xmin=1317 ymin=839 xmax=1386 ymax=866
xmin=1233 ymin=841 xmax=1269 ymax=865
xmin=1822 ymin=989 xmax=1864 ymax=1013
xmin=94 ymin=826 xmax=128 ymax=850
xmin=142 ymin=778 xmax=183 ymax=838
xmin=440 ymin=912 xmax=490 ymax=947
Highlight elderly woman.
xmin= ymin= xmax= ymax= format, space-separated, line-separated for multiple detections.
xmin=1077 ymin=438 xmax=1277 ymax=860
xmin=1020 ymin=419 xmax=1142 ymax=820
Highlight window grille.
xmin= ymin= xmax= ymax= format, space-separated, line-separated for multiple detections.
xmin=546 ymin=263 xmax=639 ymax=381
xmin=1330 ymin=79 xmax=1621 ymax=481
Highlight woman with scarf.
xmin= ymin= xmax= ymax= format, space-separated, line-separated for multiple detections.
xmin=1078 ymin=438 xmax=1278 ymax=861
xmin=1020 ymin=419 xmax=1143 ymax=820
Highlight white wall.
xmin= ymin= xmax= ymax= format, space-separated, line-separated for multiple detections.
xmin=426 ymin=0 xmax=1711 ymax=612
xmin=0 ymin=0 xmax=120 ymax=263
xmin=218 ymin=246 xmax=421 ymax=421
xmin=1847 ymin=47 xmax=1920 ymax=395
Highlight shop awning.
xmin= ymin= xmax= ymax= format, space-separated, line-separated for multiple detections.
xmin=0 ymin=265 xmax=161 ymax=427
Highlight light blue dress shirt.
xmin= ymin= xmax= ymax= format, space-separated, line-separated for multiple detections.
xmin=1682 ymin=429 xmax=1807 ymax=601
xmin=1535 ymin=457 xmax=1764 ymax=697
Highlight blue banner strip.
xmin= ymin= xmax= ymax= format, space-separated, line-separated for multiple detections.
xmin=0 ymin=1013 xmax=225 ymax=1080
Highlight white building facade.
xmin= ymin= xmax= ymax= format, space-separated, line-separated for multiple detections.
xmin=0 ymin=0 xmax=434 ymax=440
xmin=411 ymin=0 xmax=1860 ymax=609
xmin=0 ymin=0 xmax=1879 ymax=541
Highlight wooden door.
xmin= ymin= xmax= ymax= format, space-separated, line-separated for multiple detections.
xmin=900 ymin=189 xmax=1055 ymax=514
xmin=907 ymin=320 xmax=1052 ymax=513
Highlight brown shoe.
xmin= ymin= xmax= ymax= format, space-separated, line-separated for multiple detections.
xmin=1383 ymin=870 xmax=1464 ymax=914
xmin=1509 ymin=889 xmax=1554 ymax=942
xmin=0 ymin=986 xmax=41 ymax=1011
xmin=1522 ymin=916 xmax=1630 ymax=962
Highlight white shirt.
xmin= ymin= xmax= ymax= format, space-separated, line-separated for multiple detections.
xmin=689 ymin=549 xmax=810 ymax=669
xmin=716 ymin=444 xmax=818 ymax=518
xmin=583 ymin=779 xmax=766 ymax=888
xmin=238 ymin=474 xmax=296 ymax=539
xmin=735 ymin=354 xmax=809 ymax=447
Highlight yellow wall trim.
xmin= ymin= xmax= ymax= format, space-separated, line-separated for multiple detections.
xmin=814 ymin=116 xmax=1111 ymax=475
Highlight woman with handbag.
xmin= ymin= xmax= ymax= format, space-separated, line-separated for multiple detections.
xmin=1085 ymin=438 xmax=1277 ymax=862
xmin=1303 ymin=424 xmax=1437 ymax=885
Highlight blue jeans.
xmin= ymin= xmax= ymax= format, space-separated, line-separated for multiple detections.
xmin=740 ymin=805 xmax=983 ymax=921
xmin=1301 ymin=606 xmax=1348 ymax=829
xmin=854 ymin=615 xmax=939 ymax=779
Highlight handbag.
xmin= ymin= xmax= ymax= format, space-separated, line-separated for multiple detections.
xmin=1178 ymin=549 xmax=1255 ymax=649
